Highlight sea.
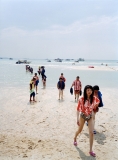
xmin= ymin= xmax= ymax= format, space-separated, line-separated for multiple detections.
xmin=0 ymin=59 xmax=118 ymax=90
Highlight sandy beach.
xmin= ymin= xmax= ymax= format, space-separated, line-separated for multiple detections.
xmin=0 ymin=60 xmax=118 ymax=160
xmin=0 ymin=83 xmax=118 ymax=160
xmin=1 ymin=0 xmax=118 ymax=158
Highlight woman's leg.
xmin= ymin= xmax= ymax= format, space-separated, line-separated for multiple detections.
xmin=88 ymin=118 xmax=94 ymax=152
xmin=74 ymin=116 xmax=85 ymax=142
xmin=92 ymin=111 xmax=96 ymax=131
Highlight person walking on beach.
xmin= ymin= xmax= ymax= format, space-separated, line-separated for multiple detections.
xmin=74 ymin=85 xmax=100 ymax=157
xmin=37 ymin=67 xmax=41 ymax=76
xmin=41 ymin=67 xmax=45 ymax=80
xmin=57 ymin=78 xmax=65 ymax=100
xmin=92 ymin=85 xmax=104 ymax=134
xmin=71 ymin=76 xmax=82 ymax=101
xmin=29 ymin=77 xmax=37 ymax=102
xmin=30 ymin=67 xmax=33 ymax=74
xmin=42 ymin=74 xmax=47 ymax=87
xmin=33 ymin=73 xmax=39 ymax=94
xmin=59 ymin=73 xmax=66 ymax=82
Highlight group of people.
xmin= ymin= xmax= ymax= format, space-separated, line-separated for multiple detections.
xmin=26 ymin=65 xmax=33 ymax=74
xmin=29 ymin=69 xmax=103 ymax=157
xmin=57 ymin=73 xmax=103 ymax=157
xmin=57 ymin=74 xmax=82 ymax=101
xmin=29 ymin=66 xmax=47 ymax=102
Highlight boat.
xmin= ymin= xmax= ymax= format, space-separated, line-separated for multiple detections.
xmin=9 ymin=58 xmax=13 ymax=60
xmin=54 ymin=58 xmax=62 ymax=62
xmin=88 ymin=66 xmax=94 ymax=68
xmin=75 ymin=60 xmax=79 ymax=62
xmin=79 ymin=58 xmax=84 ymax=61
xmin=47 ymin=60 xmax=51 ymax=62
xmin=16 ymin=60 xmax=31 ymax=64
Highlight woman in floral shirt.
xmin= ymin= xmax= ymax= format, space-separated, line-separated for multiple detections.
xmin=74 ymin=85 xmax=100 ymax=157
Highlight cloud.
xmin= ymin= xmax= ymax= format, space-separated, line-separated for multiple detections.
xmin=0 ymin=16 xmax=118 ymax=59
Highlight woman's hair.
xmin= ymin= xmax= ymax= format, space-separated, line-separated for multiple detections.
xmin=84 ymin=85 xmax=94 ymax=104
xmin=30 ymin=83 xmax=32 ymax=90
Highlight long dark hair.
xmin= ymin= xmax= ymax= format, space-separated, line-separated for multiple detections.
xmin=84 ymin=85 xmax=94 ymax=104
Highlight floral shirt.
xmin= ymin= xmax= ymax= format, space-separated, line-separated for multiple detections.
xmin=77 ymin=96 xmax=100 ymax=115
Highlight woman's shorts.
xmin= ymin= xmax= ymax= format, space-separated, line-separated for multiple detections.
xmin=30 ymin=92 xmax=35 ymax=97
xmin=80 ymin=112 xmax=92 ymax=121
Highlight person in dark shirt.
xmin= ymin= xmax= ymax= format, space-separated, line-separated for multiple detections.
xmin=92 ymin=85 xmax=103 ymax=134
xmin=57 ymin=78 xmax=65 ymax=100
xmin=42 ymin=75 xmax=47 ymax=87
xmin=41 ymin=67 xmax=45 ymax=80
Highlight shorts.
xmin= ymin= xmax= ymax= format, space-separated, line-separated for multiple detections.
xmin=59 ymin=89 xmax=63 ymax=95
xmin=74 ymin=90 xmax=80 ymax=94
xmin=36 ymin=80 xmax=39 ymax=86
xmin=30 ymin=92 xmax=35 ymax=97
xmin=80 ymin=112 xmax=92 ymax=121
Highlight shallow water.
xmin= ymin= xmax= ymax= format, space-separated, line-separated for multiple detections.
xmin=0 ymin=59 xmax=118 ymax=89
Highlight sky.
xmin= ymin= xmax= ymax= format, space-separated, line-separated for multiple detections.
xmin=0 ymin=0 xmax=118 ymax=60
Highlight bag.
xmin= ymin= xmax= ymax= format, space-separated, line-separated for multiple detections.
xmin=98 ymin=91 xmax=104 ymax=107
xmin=80 ymin=90 xmax=82 ymax=96
xmin=70 ymin=88 xmax=73 ymax=95
xmin=80 ymin=112 xmax=92 ymax=121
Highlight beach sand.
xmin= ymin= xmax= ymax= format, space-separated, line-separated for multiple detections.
xmin=0 ymin=85 xmax=118 ymax=160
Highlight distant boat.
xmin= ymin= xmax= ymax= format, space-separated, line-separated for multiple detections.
xmin=75 ymin=60 xmax=79 ymax=62
xmin=9 ymin=58 xmax=13 ymax=60
xmin=65 ymin=59 xmax=70 ymax=61
xmin=54 ymin=58 xmax=62 ymax=62
xmin=16 ymin=60 xmax=31 ymax=64
xmin=88 ymin=66 xmax=94 ymax=68
xmin=79 ymin=58 xmax=84 ymax=61
xmin=47 ymin=60 xmax=51 ymax=62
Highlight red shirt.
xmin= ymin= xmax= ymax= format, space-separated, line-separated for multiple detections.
xmin=77 ymin=96 xmax=100 ymax=116
xmin=72 ymin=80 xmax=81 ymax=91
xmin=60 ymin=76 xmax=66 ymax=82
